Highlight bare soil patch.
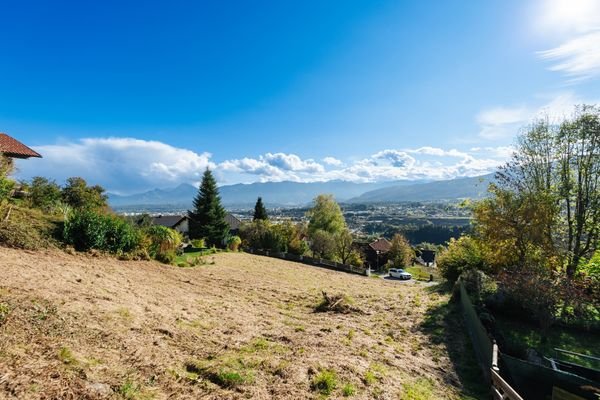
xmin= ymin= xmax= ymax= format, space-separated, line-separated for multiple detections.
xmin=0 ymin=248 xmax=468 ymax=399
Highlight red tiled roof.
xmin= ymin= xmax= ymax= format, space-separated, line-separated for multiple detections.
xmin=0 ymin=133 xmax=42 ymax=159
xmin=369 ymin=238 xmax=392 ymax=253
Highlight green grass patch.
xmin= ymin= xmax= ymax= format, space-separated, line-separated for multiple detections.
xmin=175 ymin=249 xmax=219 ymax=265
xmin=311 ymin=369 xmax=338 ymax=396
xmin=185 ymin=356 xmax=256 ymax=389
xmin=363 ymin=370 xmax=377 ymax=386
xmin=118 ymin=379 xmax=154 ymax=400
xmin=342 ymin=383 xmax=356 ymax=396
xmin=402 ymin=378 xmax=434 ymax=400
xmin=58 ymin=347 xmax=77 ymax=365
xmin=406 ymin=265 xmax=439 ymax=281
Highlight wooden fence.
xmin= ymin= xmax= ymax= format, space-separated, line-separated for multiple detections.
xmin=245 ymin=248 xmax=369 ymax=276
xmin=459 ymin=280 xmax=598 ymax=400
xmin=459 ymin=280 xmax=524 ymax=399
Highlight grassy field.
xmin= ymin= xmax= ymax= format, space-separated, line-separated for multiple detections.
xmin=0 ymin=247 xmax=486 ymax=399
xmin=405 ymin=265 xmax=441 ymax=282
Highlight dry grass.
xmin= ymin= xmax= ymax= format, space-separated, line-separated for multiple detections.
xmin=0 ymin=248 xmax=466 ymax=399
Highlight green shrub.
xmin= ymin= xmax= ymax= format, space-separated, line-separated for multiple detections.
xmin=437 ymin=236 xmax=488 ymax=283
xmin=311 ymin=369 xmax=337 ymax=395
xmin=227 ymin=235 xmax=241 ymax=251
xmin=155 ymin=250 xmax=176 ymax=264
xmin=0 ymin=205 xmax=59 ymax=250
xmin=0 ymin=178 xmax=15 ymax=202
xmin=144 ymin=225 xmax=182 ymax=262
xmin=191 ymin=238 xmax=206 ymax=248
xmin=342 ymin=383 xmax=356 ymax=396
xmin=63 ymin=210 xmax=141 ymax=254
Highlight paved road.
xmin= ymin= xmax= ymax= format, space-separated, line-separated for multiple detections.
xmin=381 ymin=275 xmax=439 ymax=286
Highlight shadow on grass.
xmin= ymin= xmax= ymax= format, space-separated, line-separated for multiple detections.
xmin=420 ymin=284 xmax=490 ymax=400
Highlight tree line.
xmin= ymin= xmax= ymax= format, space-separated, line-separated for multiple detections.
xmin=438 ymin=105 xmax=600 ymax=337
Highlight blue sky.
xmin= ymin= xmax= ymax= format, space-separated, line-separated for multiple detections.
xmin=2 ymin=0 xmax=600 ymax=193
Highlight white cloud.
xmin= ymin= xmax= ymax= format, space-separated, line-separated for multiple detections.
xmin=535 ymin=0 xmax=600 ymax=35
xmin=536 ymin=0 xmax=600 ymax=81
xmin=372 ymin=149 xmax=416 ymax=168
xmin=477 ymin=106 xmax=531 ymax=126
xmin=262 ymin=153 xmax=324 ymax=173
xmin=475 ymin=92 xmax=599 ymax=141
xmin=470 ymin=146 xmax=515 ymax=159
xmin=219 ymin=152 xmax=325 ymax=182
xmin=15 ymin=138 xmax=511 ymax=192
xmin=407 ymin=146 xmax=468 ymax=158
xmin=538 ymin=31 xmax=600 ymax=81
xmin=476 ymin=106 xmax=531 ymax=140
xmin=14 ymin=137 xmax=214 ymax=194
xmin=322 ymin=156 xmax=342 ymax=166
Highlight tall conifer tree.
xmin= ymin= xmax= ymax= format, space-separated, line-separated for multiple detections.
xmin=188 ymin=169 xmax=229 ymax=247
xmin=253 ymin=197 xmax=268 ymax=221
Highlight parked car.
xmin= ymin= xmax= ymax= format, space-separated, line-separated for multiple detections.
xmin=388 ymin=268 xmax=412 ymax=280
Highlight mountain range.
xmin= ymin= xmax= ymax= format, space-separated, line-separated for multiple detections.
xmin=108 ymin=174 xmax=494 ymax=210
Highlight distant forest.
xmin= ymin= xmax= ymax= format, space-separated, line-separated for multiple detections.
xmin=362 ymin=222 xmax=471 ymax=245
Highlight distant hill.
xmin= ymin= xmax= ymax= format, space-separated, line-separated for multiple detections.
xmin=108 ymin=180 xmax=409 ymax=209
xmin=347 ymin=174 xmax=494 ymax=203
xmin=108 ymin=174 xmax=494 ymax=210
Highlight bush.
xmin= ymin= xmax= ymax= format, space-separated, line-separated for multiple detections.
xmin=0 ymin=178 xmax=15 ymax=202
xmin=239 ymin=220 xmax=284 ymax=252
xmin=0 ymin=205 xmax=59 ymax=250
xmin=311 ymin=369 xmax=337 ymax=395
xmin=63 ymin=209 xmax=142 ymax=254
xmin=144 ymin=225 xmax=182 ymax=263
xmin=438 ymin=236 xmax=488 ymax=283
xmin=155 ymin=250 xmax=176 ymax=264
xmin=227 ymin=235 xmax=241 ymax=251
xmin=28 ymin=177 xmax=62 ymax=212
xmin=191 ymin=238 xmax=206 ymax=248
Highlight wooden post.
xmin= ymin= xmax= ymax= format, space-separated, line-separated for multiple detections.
xmin=492 ymin=341 xmax=499 ymax=373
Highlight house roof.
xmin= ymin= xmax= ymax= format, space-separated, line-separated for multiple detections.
xmin=225 ymin=213 xmax=242 ymax=230
xmin=152 ymin=215 xmax=188 ymax=228
xmin=0 ymin=133 xmax=42 ymax=159
xmin=421 ymin=249 xmax=436 ymax=263
xmin=369 ymin=238 xmax=392 ymax=253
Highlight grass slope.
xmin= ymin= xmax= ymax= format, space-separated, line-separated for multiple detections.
xmin=0 ymin=248 xmax=485 ymax=399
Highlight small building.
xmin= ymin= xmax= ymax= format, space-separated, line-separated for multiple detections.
xmin=225 ymin=213 xmax=242 ymax=235
xmin=354 ymin=238 xmax=392 ymax=270
xmin=151 ymin=215 xmax=189 ymax=235
xmin=420 ymin=249 xmax=436 ymax=267
xmin=152 ymin=212 xmax=242 ymax=236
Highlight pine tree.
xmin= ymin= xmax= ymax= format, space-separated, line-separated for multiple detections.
xmin=253 ymin=197 xmax=268 ymax=221
xmin=188 ymin=169 xmax=229 ymax=247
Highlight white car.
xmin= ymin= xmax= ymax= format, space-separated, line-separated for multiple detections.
xmin=388 ymin=268 xmax=412 ymax=280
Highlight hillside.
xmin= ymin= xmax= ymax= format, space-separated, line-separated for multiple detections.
xmin=108 ymin=180 xmax=413 ymax=209
xmin=0 ymin=248 xmax=483 ymax=399
xmin=348 ymin=174 xmax=494 ymax=203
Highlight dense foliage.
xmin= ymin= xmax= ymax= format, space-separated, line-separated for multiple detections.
xmin=188 ymin=169 xmax=229 ymax=247
xmin=63 ymin=210 xmax=142 ymax=254
xmin=0 ymin=155 xmax=15 ymax=202
xmin=387 ymin=233 xmax=414 ymax=269
xmin=445 ymin=106 xmax=600 ymax=337
xmin=144 ymin=224 xmax=182 ymax=263
xmin=307 ymin=194 xmax=346 ymax=236
xmin=61 ymin=177 xmax=108 ymax=210
xmin=253 ymin=197 xmax=268 ymax=221
xmin=437 ymin=236 xmax=488 ymax=283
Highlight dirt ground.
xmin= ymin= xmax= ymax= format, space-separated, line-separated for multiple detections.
xmin=0 ymin=248 xmax=470 ymax=399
